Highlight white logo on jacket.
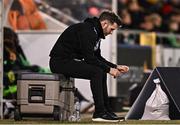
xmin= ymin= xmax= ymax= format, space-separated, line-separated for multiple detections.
xmin=94 ymin=39 xmax=100 ymax=51
xmin=93 ymin=27 xmax=101 ymax=51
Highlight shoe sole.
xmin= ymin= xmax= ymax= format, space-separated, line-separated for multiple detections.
xmin=92 ymin=118 xmax=119 ymax=122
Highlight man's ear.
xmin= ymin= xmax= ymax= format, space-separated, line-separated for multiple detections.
xmin=101 ymin=20 xmax=108 ymax=28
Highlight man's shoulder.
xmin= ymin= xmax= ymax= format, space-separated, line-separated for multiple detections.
xmin=66 ymin=22 xmax=98 ymax=38
xmin=69 ymin=22 xmax=95 ymax=33
xmin=76 ymin=21 xmax=93 ymax=29
xmin=66 ymin=22 xmax=91 ymax=30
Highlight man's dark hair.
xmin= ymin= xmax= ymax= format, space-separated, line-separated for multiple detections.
xmin=99 ymin=10 xmax=122 ymax=27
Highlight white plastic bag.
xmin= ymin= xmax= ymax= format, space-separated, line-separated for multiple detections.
xmin=141 ymin=78 xmax=170 ymax=120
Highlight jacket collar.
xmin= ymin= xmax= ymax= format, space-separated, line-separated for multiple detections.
xmin=84 ymin=17 xmax=105 ymax=39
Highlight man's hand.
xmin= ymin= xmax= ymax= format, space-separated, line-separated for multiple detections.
xmin=116 ymin=65 xmax=129 ymax=73
xmin=109 ymin=68 xmax=121 ymax=77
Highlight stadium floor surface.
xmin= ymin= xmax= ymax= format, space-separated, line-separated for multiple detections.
xmin=0 ymin=112 xmax=180 ymax=124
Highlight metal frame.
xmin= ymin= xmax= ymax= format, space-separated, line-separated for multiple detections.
xmin=109 ymin=0 xmax=118 ymax=96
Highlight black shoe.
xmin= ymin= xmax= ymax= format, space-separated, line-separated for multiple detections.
xmin=92 ymin=112 xmax=119 ymax=122
xmin=107 ymin=111 xmax=119 ymax=119
xmin=107 ymin=111 xmax=124 ymax=120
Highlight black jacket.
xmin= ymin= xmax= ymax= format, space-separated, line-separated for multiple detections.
xmin=49 ymin=17 xmax=117 ymax=73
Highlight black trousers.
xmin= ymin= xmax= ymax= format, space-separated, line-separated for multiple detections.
xmin=49 ymin=58 xmax=111 ymax=113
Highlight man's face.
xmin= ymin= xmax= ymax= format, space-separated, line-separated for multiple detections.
xmin=101 ymin=20 xmax=119 ymax=36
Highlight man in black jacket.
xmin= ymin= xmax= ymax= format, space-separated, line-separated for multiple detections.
xmin=49 ymin=10 xmax=129 ymax=122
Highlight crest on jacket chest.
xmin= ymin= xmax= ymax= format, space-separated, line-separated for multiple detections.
xmin=94 ymin=39 xmax=101 ymax=51
xmin=93 ymin=27 xmax=101 ymax=51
